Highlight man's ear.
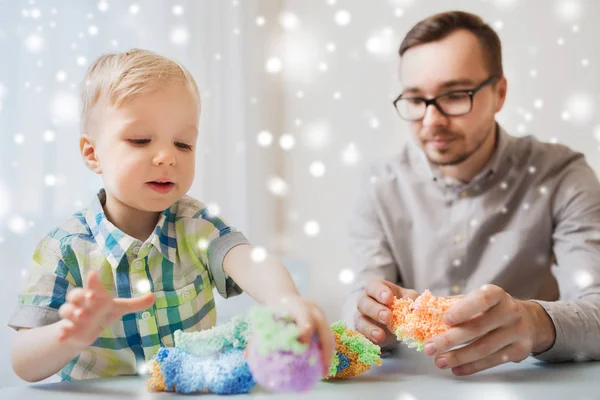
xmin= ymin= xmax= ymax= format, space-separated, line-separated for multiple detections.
xmin=494 ymin=76 xmax=508 ymax=113
xmin=80 ymin=134 xmax=102 ymax=174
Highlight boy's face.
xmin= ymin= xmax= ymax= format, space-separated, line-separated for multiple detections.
xmin=82 ymin=82 xmax=199 ymax=212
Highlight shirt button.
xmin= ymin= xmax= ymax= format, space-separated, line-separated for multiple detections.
xmin=460 ymin=191 xmax=469 ymax=198
xmin=452 ymin=259 xmax=462 ymax=267
xmin=454 ymin=234 xmax=462 ymax=243
xmin=141 ymin=311 xmax=151 ymax=320
xmin=133 ymin=246 xmax=141 ymax=256
xmin=133 ymin=260 xmax=144 ymax=270
xmin=451 ymin=284 xmax=463 ymax=295
xmin=181 ymin=291 xmax=190 ymax=300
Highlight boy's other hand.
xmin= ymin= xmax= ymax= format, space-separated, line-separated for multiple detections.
xmin=57 ymin=269 xmax=155 ymax=350
xmin=268 ymin=294 xmax=334 ymax=377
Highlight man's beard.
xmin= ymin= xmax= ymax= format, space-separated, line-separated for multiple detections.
xmin=422 ymin=126 xmax=494 ymax=166
xmin=427 ymin=147 xmax=474 ymax=166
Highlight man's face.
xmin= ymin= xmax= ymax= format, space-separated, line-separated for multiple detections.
xmin=399 ymin=29 xmax=506 ymax=166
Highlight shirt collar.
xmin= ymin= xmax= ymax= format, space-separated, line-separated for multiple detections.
xmin=149 ymin=205 xmax=178 ymax=263
xmin=482 ymin=124 xmax=513 ymax=176
xmin=85 ymin=189 xmax=177 ymax=270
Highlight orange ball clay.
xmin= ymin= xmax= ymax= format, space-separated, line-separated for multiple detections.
xmin=146 ymin=360 xmax=168 ymax=392
xmin=388 ymin=290 xmax=460 ymax=351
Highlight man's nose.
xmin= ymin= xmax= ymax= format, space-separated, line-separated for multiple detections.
xmin=422 ymin=103 xmax=448 ymax=128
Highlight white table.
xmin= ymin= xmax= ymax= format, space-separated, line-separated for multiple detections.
xmin=2 ymin=347 xmax=598 ymax=399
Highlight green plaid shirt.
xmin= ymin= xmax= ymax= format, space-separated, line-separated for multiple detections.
xmin=8 ymin=189 xmax=248 ymax=380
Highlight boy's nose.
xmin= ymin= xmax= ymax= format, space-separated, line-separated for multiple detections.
xmin=153 ymin=151 xmax=176 ymax=166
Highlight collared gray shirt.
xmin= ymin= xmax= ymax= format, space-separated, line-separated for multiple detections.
xmin=344 ymin=124 xmax=600 ymax=362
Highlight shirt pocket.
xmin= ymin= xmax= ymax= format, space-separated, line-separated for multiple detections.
xmin=475 ymin=228 xmax=552 ymax=297
xmin=488 ymin=228 xmax=550 ymax=258
xmin=153 ymin=270 xmax=216 ymax=347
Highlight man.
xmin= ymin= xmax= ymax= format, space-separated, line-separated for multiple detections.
xmin=345 ymin=10 xmax=600 ymax=376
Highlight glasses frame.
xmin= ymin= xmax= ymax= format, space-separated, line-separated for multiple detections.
xmin=393 ymin=76 xmax=499 ymax=121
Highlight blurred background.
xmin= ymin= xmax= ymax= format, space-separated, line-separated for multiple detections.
xmin=1 ymin=0 xmax=599 ymax=387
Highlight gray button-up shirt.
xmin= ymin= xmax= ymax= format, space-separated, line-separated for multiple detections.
xmin=344 ymin=124 xmax=600 ymax=362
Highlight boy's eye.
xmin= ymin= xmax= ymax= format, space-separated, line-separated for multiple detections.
xmin=128 ymin=139 xmax=150 ymax=145
xmin=175 ymin=142 xmax=193 ymax=150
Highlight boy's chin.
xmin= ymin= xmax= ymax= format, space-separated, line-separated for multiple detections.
xmin=134 ymin=196 xmax=179 ymax=212
xmin=145 ymin=201 xmax=177 ymax=212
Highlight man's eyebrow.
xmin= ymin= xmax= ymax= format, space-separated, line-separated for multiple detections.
xmin=402 ymin=79 xmax=477 ymax=95
xmin=438 ymin=79 xmax=478 ymax=89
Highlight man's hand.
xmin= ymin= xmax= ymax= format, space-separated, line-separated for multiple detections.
xmin=354 ymin=279 xmax=419 ymax=347
xmin=423 ymin=284 xmax=556 ymax=375
xmin=57 ymin=270 xmax=155 ymax=350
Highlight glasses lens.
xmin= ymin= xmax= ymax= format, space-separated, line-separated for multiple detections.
xmin=394 ymin=91 xmax=474 ymax=120
xmin=396 ymin=98 xmax=425 ymax=121
xmin=437 ymin=92 xmax=472 ymax=116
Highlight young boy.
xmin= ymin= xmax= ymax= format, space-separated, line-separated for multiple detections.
xmin=9 ymin=49 xmax=333 ymax=382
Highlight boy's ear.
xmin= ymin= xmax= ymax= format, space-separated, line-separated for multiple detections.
xmin=80 ymin=134 xmax=102 ymax=174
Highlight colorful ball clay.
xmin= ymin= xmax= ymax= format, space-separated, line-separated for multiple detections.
xmin=147 ymin=315 xmax=255 ymax=394
xmin=325 ymin=321 xmax=382 ymax=379
xmin=146 ymin=347 xmax=255 ymax=394
xmin=147 ymin=309 xmax=385 ymax=395
xmin=246 ymin=307 xmax=323 ymax=392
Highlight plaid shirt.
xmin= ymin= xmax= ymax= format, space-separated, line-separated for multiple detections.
xmin=8 ymin=189 xmax=248 ymax=380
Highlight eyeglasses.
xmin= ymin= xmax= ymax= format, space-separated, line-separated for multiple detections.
xmin=393 ymin=76 xmax=498 ymax=121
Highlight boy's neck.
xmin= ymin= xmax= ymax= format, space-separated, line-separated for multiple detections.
xmin=102 ymin=191 xmax=161 ymax=242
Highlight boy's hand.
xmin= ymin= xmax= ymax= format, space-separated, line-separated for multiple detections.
xmin=354 ymin=279 xmax=419 ymax=347
xmin=57 ymin=270 xmax=155 ymax=350
xmin=268 ymin=294 xmax=334 ymax=376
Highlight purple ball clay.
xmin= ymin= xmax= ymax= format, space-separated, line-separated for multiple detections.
xmin=247 ymin=337 xmax=323 ymax=392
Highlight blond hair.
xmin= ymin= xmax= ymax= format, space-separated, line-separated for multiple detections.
xmin=80 ymin=48 xmax=200 ymax=134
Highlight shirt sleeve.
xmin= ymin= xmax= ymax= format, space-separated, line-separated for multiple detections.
xmin=8 ymin=234 xmax=79 ymax=330
xmin=532 ymin=152 xmax=600 ymax=362
xmin=195 ymin=208 xmax=249 ymax=299
xmin=343 ymin=166 xmax=401 ymax=330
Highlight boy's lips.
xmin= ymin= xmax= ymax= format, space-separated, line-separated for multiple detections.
xmin=147 ymin=181 xmax=175 ymax=194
